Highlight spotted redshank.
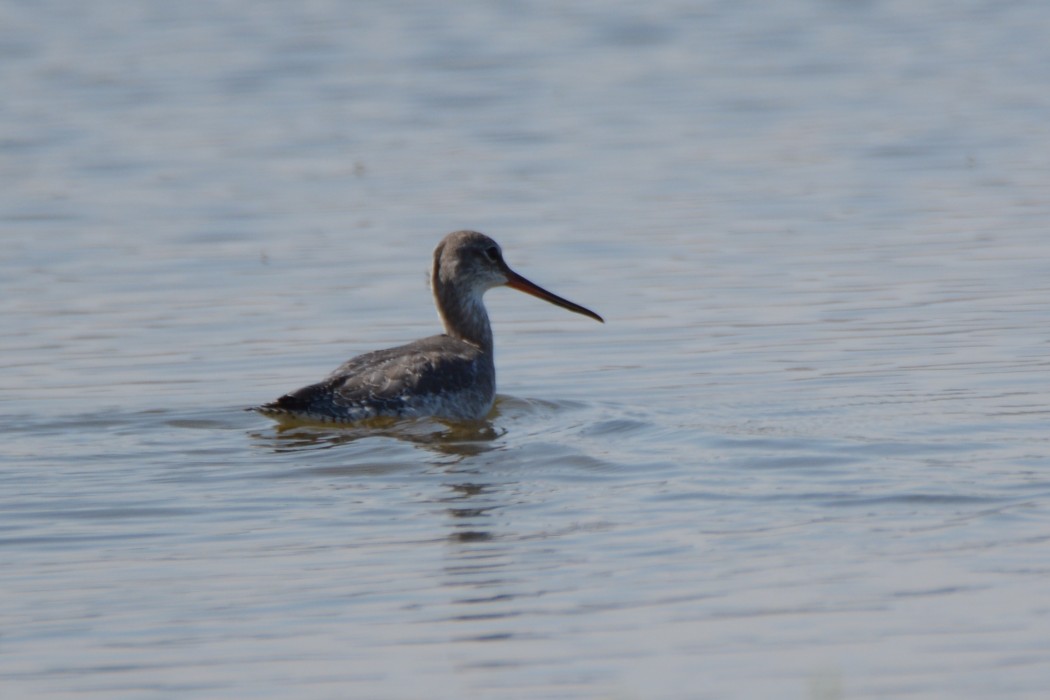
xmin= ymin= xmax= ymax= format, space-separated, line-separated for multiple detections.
xmin=254 ymin=230 xmax=603 ymax=423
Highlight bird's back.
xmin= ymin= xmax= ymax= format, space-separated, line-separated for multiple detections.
xmin=255 ymin=335 xmax=495 ymax=423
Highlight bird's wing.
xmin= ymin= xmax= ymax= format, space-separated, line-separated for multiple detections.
xmin=263 ymin=335 xmax=485 ymax=420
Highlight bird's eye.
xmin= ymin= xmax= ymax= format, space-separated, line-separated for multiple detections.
xmin=484 ymin=246 xmax=500 ymax=262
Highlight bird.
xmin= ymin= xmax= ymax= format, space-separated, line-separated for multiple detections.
xmin=253 ymin=230 xmax=603 ymax=423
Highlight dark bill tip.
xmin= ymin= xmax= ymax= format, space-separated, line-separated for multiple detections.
xmin=505 ymin=270 xmax=604 ymax=323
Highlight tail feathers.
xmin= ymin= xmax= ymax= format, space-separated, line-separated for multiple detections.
xmin=250 ymin=382 xmax=354 ymax=423
xmin=252 ymin=391 xmax=316 ymax=416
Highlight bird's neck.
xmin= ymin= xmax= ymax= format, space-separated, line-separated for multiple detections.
xmin=434 ymin=280 xmax=494 ymax=353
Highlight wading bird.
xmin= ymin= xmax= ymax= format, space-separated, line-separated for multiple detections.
xmin=254 ymin=230 xmax=602 ymax=423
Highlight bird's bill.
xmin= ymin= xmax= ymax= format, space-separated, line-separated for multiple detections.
xmin=504 ymin=269 xmax=604 ymax=323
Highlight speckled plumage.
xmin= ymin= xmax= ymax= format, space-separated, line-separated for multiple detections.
xmin=256 ymin=334 xmax=495 ymax=422
xmin=254 ymin=231 xmax=602 ymax=424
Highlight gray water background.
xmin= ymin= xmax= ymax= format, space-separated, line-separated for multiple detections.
xmin=3 ymin=1 xmax=1050 ymax=698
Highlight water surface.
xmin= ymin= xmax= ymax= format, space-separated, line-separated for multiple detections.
xmin=3 ymin=1 xmax=1050 ymax=698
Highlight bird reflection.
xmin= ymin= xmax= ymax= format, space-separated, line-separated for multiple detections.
xmin=247 ymin=399 xmax=552 ymax=600
xmin=248 ymin=405 xmax=542 ymax=628
xmin=249 ymin=416 xmax=503 ymax=457
xmin=437 ymin=482 xmax=501 ymax=542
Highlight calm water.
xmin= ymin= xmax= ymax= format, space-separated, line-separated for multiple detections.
xmin=4 ymin=1 xmax=1050 ymax=698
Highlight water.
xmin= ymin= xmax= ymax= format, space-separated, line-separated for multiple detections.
xmin=3 ymin=1 xmax=1050 ymax=698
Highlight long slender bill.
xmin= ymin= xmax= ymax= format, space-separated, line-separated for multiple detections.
xmin=504 ymin=269 xmax=604 ymax=323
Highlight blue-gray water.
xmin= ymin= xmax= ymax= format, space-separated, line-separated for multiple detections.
xmin=3 ymin=2 xmax=1050 ymax=698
